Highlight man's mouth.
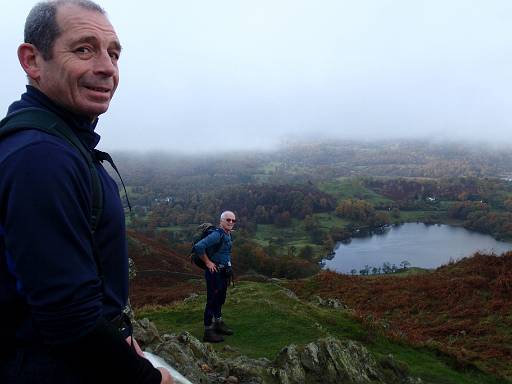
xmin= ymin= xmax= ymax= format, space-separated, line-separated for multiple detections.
xmin=86 ymin=86 xmax=111 ymax=93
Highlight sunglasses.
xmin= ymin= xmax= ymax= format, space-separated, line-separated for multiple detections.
xmin=225 ymin=218 xmax=236 ymax=223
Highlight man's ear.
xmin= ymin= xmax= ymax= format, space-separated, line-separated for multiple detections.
xmin=18 ymin=43 xmax=43 ymax=82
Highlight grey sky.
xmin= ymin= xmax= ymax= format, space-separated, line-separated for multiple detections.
xmin=1 ymin=1 xmax=512 ymax=152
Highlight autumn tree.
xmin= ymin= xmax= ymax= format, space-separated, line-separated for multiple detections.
xmin=335 ymin=199 xmax=375 ymax=221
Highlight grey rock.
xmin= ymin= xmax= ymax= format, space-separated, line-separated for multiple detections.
xmin=313 ymin=296 xmax=347 ymax=309
xmin=184 ymin=293 xmax=199 ymax=303
xmin=133 ymin=317 xmax=162 ymax=349
xmin=134 ymin=319 xmax=420 ymax=384
xmin=280 ymin=289 xmax=299 ymax=301
xmin=272 ymin=344 xmax=306 ymax=383
xmin=226 ymin=355 xmax=271 ymax=383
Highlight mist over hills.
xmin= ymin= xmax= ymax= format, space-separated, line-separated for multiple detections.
xmin=111 ymin=139 xmax=512 ymax=185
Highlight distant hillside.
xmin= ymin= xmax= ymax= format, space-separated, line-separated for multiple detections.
xmin=127 ymin=230 xmax=203 ymax=307
xmin=112 ymin=139 xmax=512 ymax=190
xmin=287 ymin=252 xmax=512 ymax=380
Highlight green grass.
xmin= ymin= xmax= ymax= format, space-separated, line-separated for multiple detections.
xmin=313 ymin=212 xmax=350 ymax=229
xmin=137 ymin=281 xmax=362 ymax=358
xmin=397 ymin=210 xmax=436 ymax=222
xmin=136 ymin=281 xmax=509 ymax=384
xmin=253 ymin=213 xmax=349 ymax=244
xmin=370 ymin=340 xmax=508 ymax=384
xmin=253 ymin=220 xmax=311 ymax=248
xmin=391 ymin=267 xmax=432 ymax=276
xmin=318 ymin=178 xmax=393 ymax=205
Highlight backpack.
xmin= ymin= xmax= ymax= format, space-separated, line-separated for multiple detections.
xmin=190 ymin=223 xmax=225 ymax=270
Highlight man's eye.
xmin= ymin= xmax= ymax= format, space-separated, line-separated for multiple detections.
xmin=76 ymin=47 xmax=92 ymax=54
xmin=109 ymin=51 xmax=120 ymax=60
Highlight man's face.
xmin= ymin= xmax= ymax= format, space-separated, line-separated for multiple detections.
xmin=35 ymin=4 xmax=121 ymax=120
xmin=220 ymin=213 xmax=236 ymax=232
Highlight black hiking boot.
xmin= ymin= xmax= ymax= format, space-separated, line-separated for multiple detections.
xmin=203 ymin=328 xmax=224 ymax=343
xmin=214 ymin=319 xmax=234 ymax=335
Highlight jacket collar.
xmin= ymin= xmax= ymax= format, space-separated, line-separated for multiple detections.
xmin=6 ymin=85 xmax=101 ymax=150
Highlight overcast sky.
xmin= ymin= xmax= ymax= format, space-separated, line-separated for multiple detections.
xmin=2 ymin=1 xmax=512 ymax=153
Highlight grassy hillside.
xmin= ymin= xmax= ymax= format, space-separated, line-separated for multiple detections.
xmin=318 ymin=177 xmax=393 ymax=205
xmin=136 ymin=280 xmax=508 ymax=384
xmin=288 ymin=252 xmax=512 ymax=381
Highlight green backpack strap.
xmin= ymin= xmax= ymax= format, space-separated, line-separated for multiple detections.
xmin=0 ymin=107 xmax=103 ymax=231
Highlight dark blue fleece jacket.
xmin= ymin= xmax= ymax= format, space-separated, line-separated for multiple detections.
xmin=0 ymin=86 xmax=128 ymax=345
xmin=0 ymin=87 xmax=162 ymax=383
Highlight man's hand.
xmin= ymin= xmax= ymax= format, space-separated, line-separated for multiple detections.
xmin=205 ymin=259 xmax=218 ymax=273
xmin=201 ymin=254 xmax=217 ymax=273
xmin=158 ymin=367 xmax=174 ymax=384
xmin=125 ymin=337 xmax=174 ymax=383
xmin=125 ymin=336 xmax=144 ymax=357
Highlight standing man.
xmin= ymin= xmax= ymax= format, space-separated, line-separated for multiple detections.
xmin=0 ymin=1 xmax=173 ymax=383
xmin=194 ymin=211 xmax=236 ymax=343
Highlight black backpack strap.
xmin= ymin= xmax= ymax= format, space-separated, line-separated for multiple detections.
xmin=0 ymin=108 xmax=103 ymax=231
xmin=93 ymin=149 xmax=132 ymax=213
xmin=0 ymin=108 xmax=105 ymax=285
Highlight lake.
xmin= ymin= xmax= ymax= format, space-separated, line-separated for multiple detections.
xmin=323 ymin=223 xmax=512 ymax=274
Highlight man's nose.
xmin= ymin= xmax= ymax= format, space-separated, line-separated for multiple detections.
xmin=94 ymin=50 xmax=117 ymax=76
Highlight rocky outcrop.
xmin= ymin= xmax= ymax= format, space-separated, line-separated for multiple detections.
xmin=134 ymin=319 xmax=421 ymax=384
xmin=311 ymin=295 xmax=347 ymax=309
xmin=269 ymin=339 xmax=421 ymax=384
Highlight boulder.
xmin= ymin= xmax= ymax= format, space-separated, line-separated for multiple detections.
xmin=133 ymin=317 xmax=162 ymax=349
